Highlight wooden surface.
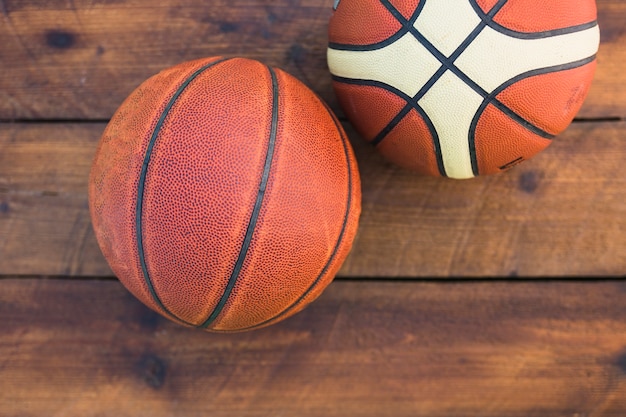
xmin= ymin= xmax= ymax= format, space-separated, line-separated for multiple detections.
xmin=0 ymin=0 xmax=624 ymax=120
xmin=2 ymin=121 xmax=626 ymax=277
xmin=2 ymin=279 xmax=626 ymax=417
xmin=1 ymin=0 xmax=626 ymax=415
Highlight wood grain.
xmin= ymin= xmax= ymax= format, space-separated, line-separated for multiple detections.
xmin=0 ymin=0 xmax=623 ymax=120
xmin=1 ymin=121 xmax=626 ymax=277
xmin=0 ymin=123 xmax=107 ymax=275
xmin=351 ymin=120 xmax=626 ymax=277
xmin=1 ymin=2 xmax=625 ymax=416
xmin=1 ymin=278 xmax=626 ymax=417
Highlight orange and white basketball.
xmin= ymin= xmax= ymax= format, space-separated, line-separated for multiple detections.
xmin=328 ymin=0 xmax=600 ymax=179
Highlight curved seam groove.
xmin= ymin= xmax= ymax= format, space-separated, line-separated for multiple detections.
xmin=470 ymin=0 xmax=598 ymax=39
xmin=468 ymin=0 xmax=598 ymax=39
xmin=238 ymin=99 xmax=356 ymax=332
xmin=331 ymin=75 xmax=446 ymax=176
xmin=485 ymin=55 xmax=596 ymax=138
xmin=136 ymin=57 xmax=231 ymax=326
xmin=327 ymin=0 xmax=426 ymax=52
xmin=468 ymin=55 xmax=596 ymax=175
xmin=199 ymin=65 xmax=280 ymax=329
xmin=487 ymin=20 xmax=598 ymax=40
xmin=328 ymin=27 xmax=408 ymax=52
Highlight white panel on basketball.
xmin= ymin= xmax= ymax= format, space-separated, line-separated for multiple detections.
xmin=455 ymin=25 xmax=601 ymax=93
xmin=413 ymin=0 xmax=482 ymax=57
xmin=327 ymin=1 xmax=600 ymax=179
xmin=327 ymin=33 xmax=441 ymax=97
xmin=418 ymin=71 xmax=484 ymax=179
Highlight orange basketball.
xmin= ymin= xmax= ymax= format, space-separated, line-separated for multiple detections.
xmin=327 ymin=0 xmax=600 ymax=179
xmin=88 ymin=57 xmax=361 ymax=332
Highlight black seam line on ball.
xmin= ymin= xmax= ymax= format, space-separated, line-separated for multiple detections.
xmin=352 ymin=1 xmax=502 ymax=165
xmin=467 ymin=0 xmax=598 ymax=39
xmin=332 ymin=75 xmax=446 ymax=176
xmin=384 ymin=0 xmax=505 ymax=177
xmin=329 ymin=0 xmax=507 ymax=164
xmin=402 ymin=5 xmax=556 ymax=142
xmin=136 ymin=57 xmax=231 ymax=327
xmin=381 ymin=0 xmax=425 ymax=28
xmin=381 ymin=0 xmax=508 ymax=70
xmin=467 ymin=55 xmax=595 ymax=176
xmin=198 ymin=65 xmax=280 ymax=329
xmin=327 ymin=0 xmax=426 ymax=52
xmin=489 ymin=20 xmax=598 ymax=40
xmin=328 ymin=28 xmax=408 ymax=52
xmin=236 ymin=100 xmax=355 ymax=332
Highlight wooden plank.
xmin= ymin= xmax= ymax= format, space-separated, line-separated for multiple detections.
xmin=0 ymin=0 xmax=335 ymax=119
xmin=0 ymin=123 xmax=108 ymax=275
xmin=351 ymin=120 xmax=626 ymax=277
xmin=0 ymin=0 xmax=623 ymax=120
xmin=1 ymin=121 xmax=626 ymax=277
xmin=1 ymin=278 xmax=626 ymax=416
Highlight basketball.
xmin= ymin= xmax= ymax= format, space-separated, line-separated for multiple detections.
xmin=327 ymin=0 xmax=600 ymax=179
xmin=88 ymin=57 xmax=361 ymax=332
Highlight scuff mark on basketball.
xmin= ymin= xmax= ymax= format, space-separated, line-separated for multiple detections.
xmin=0 ymin=201 xmax=9 ymax=214
xmin=96 ymin=45 xmax=105 ymax=56
xmin=138 ymin=354 xmax=167 ymax=388
xmin=218 ymin=21 xmax=239 ymax=33
xmin=45 ymin=30 xmax=76 ymax=49
xmin=519 ymin=171 xmax=541 ymax=194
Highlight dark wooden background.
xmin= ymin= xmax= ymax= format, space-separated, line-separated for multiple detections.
xmin=1 ymin=1 xmax=626 ymax=415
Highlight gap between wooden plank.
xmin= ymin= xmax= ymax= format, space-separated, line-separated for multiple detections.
xmin=1 ymin=278 xmax=626 ymax=417
xmin=2 ymin=121 xmax=626 ymax=277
